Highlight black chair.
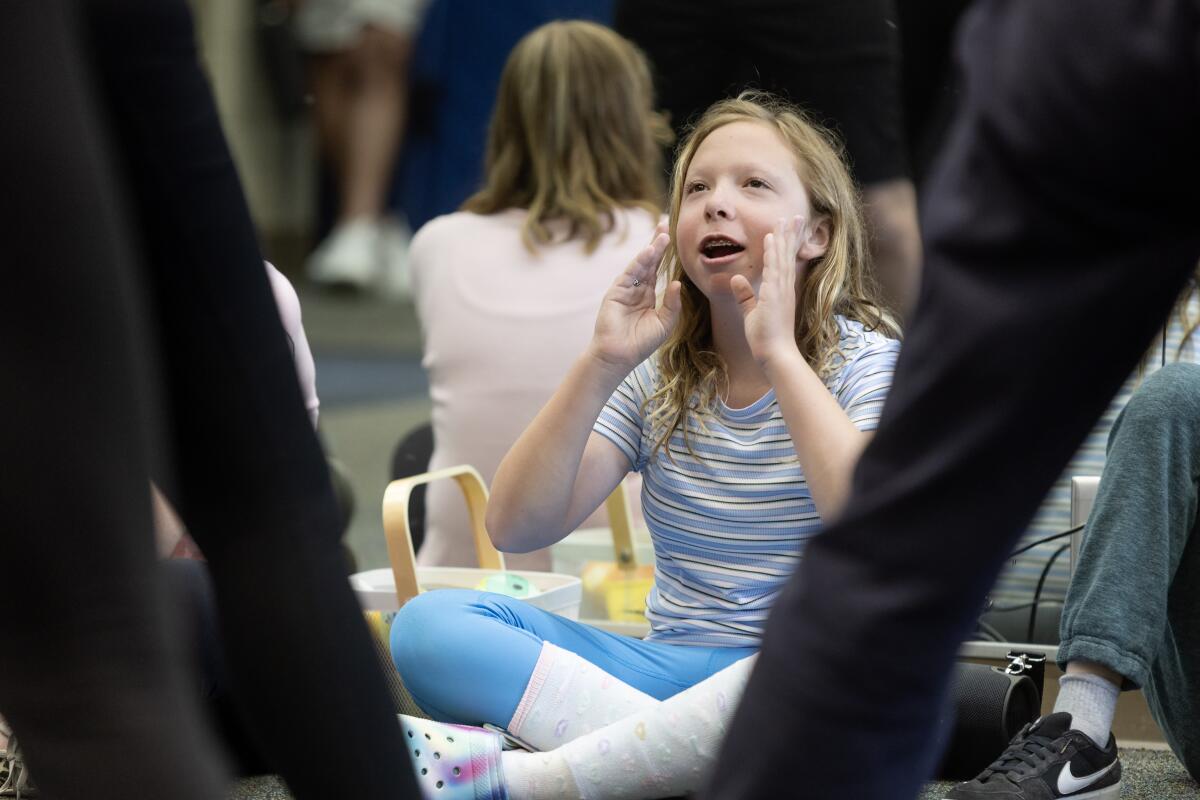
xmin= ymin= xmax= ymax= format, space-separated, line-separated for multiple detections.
xmin=389 ymin=422 xmax=434 ymax=556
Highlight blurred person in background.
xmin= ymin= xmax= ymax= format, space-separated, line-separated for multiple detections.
xmin=409 ymin=19 xmax=669 ymax=570
xmin=395 ymin=0 xmax=615 ymax=234
xmin=298 ymin=0 xmax=430 ymax=294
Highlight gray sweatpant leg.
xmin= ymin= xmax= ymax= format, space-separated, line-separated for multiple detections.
xmin=1058 ymin=362 xmax=1200 ymax=779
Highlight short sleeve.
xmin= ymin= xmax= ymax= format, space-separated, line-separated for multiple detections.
xmin=833 ymin=337 xmax=900 ymax=432
xmin=264 ymin=261 xmax=320 ymax=428
xmin=593 ymin=360 xmax=655 ymax=472
xmin=407 ymin=213 xmax=444 ymax=303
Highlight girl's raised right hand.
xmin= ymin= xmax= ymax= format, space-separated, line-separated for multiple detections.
xmin=588 ymin=230 xmax=681 ymax=375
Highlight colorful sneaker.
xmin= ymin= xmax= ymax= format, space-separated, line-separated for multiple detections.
xmin=398 ymin=714 xmax=508 ymax=800
xmin=944 ymin=712 xmax=1121 ymax=799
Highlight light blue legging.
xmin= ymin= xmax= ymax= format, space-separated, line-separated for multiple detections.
xmin=389 ymin=589 xmax=757 ymax=726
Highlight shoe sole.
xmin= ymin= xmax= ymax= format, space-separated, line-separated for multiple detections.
xmin=1066 ymin=781 xmax=1122 ymax=800
xmin=307 ymin=258 xmax=381 ymax=292
xmin=941 ymin=778 xmax=1122 ymax=800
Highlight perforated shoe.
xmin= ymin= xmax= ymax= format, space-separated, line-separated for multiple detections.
xmin=398 ymin=714 xmax=509 ymax=800
xmin=944 ymin=712 xmax=1121 ymax=799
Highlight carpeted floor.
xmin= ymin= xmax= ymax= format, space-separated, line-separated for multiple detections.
xmin=229 ymin=747 xmax=1198 ymax=799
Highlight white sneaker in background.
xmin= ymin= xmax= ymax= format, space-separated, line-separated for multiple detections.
xmin=377 ymin=215 xmax=413 ymax=300
xmin=306 ymin=217 xmax=383 ymax=292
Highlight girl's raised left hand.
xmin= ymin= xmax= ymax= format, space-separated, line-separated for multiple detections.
xmin=731 ymin=215 xmax=808 ymax=368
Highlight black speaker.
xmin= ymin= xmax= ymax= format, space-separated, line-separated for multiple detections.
xmin=937 ymin=663 xmax=1042 ymax=780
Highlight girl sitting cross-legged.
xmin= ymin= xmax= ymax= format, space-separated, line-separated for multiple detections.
xmin=388 ymin=91 xmax=902 ymax=800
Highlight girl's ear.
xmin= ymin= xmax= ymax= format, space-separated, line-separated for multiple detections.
xmin=798 ymin=217 xmax=831 ymax=261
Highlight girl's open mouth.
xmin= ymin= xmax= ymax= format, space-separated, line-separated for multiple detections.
xmin=699 ymin=236 xmax=746 ymax=263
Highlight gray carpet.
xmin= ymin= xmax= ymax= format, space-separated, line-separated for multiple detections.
xmin=231 ymin=747 xmax=1198 ymax=799
xmin=229 ymin=775 xmax=290 ymax=800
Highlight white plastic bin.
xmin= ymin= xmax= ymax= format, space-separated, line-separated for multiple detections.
xmin=351 ymin=567 xmax=582 ymax=619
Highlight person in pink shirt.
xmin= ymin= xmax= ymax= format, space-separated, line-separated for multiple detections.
xmin=409 ymin=20 xmax=670 ymax=570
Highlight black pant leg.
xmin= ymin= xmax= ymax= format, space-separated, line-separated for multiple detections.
xmin=78 ymin=1 xmax=420 ymax=797
xmin=707 ymin=1 xmax=1200 ymax=797
xmin=0 ymin=4 xmax=230 ymax=798
xmin=735 ymin=0 xmax=909 ymax=186
xmin=614 ymin=0 xmax=737 ymax=138
xmin=162 ymin=559 xmax=275 ymax=777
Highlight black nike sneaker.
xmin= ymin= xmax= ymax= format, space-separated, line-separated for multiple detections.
xmin=943 ymin=712 xmax=1121 ymax=799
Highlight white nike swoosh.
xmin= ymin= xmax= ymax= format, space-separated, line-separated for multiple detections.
xmin=1057 ymin=758 xmax=1117 ymax=794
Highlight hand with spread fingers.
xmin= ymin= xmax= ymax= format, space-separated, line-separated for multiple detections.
xmin=589 ymin=228 xmax=682 ymax=374
xmin=731 ymin=215 xmax=809 ymax=369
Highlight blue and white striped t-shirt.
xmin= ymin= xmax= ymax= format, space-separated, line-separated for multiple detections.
xmin=594 ymin=315 xmax=900 ymax=647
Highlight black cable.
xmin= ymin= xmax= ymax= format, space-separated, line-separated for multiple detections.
xmin=975 ymin=620 xmax=1006 ymax=643
xmin=1008 ymin=525 xmax=1083 ymax=558
xmin=988 ymin=601 xmax=1037 ymax=613
xmin=1027 ymin=543 xmax=1070 ymax=643
xmin=971 ymin=526 xmax=1084 ymax=641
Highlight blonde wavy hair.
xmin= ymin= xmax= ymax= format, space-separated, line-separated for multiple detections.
xmin=647 ymin=92 xmax=900 ymax=454
xmin=1176 ymin=271 xmax=1200 ymax=359
xmin=461 ymin=21 xmax=672 ymax=252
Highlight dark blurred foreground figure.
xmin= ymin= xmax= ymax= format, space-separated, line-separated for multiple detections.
xmin=0 ymin=2 xmax=418 ymax=798
xmin=706 ymin=1 xmax=1200 ymax=798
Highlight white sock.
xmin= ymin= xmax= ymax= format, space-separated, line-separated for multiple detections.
xmin=1053 ymin=671 xmax=1120 ymax=746
xmin=504 ymin=655 xmax=756 ymax=800
xmin=502 ymin=749 xmax=577 ymax=800
xmin=507 ymin=643 xmax=657 ymax=751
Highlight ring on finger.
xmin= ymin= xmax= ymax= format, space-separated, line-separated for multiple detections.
xmin=632 ymin=278 xmax=641 ymax=287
